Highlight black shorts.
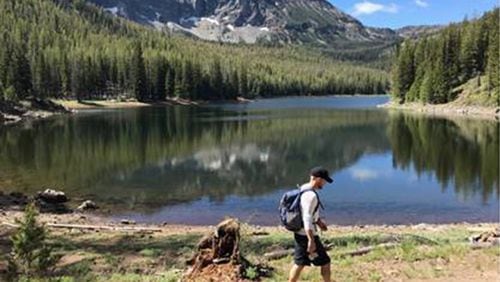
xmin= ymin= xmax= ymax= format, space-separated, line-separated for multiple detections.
xmin=293 ymin=233 xmax=331 ymax=266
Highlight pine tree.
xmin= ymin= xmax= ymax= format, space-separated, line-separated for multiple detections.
xmin=210 ymin=58 xmax=224 ymax=100
xmin=33 ymin=53 xmax=50 ymax=99
xmin=406 ymin=39 xmax=427 ymax=102
xmin=11 ymin=42 xmax=32 ymax=100
xmin=165 ymin=63 xmax=175 ymax=98
xmin=71 ymin=55 xmax=84 ymax=102
xmin=443 ymin=26 xmax=461 ymax=90
xmin=190 ymin=62 xmax=202 ymax=100
xmin=486 ymin=11 xmax=499 ymax=98
xmin=8 ymin=203 xmax=59 ymax=277
xmin=419 ymin=68 xmax=433 ymax=103
xmin=130 ymin=42 xmax=147 ymax=102
xmin=432 ymin=39 xmax=450 ymax=103
xmin=173 ymin=66 xmax=185 ymax=98
xmin=228 ymin=68 xmax=239 ymax=99
xmin=182 ymin=60 xmax=194 ymax=99
xmin=151 ymin=57 xmax=166 ymax=101
xmin=391 ymin=42 xmax=415 ymax=103
xmin=238 ymin=65 xmax=248 ymax=98
xmin=60 ymin=54 xmax=71 ymax=97
xmin=460 ymin=23 xmax=479 ymax=81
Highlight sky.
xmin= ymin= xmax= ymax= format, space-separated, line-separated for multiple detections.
xmin=328 ymin=0 xmax=499 ymax=29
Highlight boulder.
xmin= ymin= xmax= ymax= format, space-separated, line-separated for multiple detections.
xmin=35 ymin=199 xmax=72 ymax=214
xmin=120 ymin=219 xmax=136 ymax=225
xmin=36 ymin=189 xmax=68 ymax=204
xmin=5 ymin=192 xmax=29 ymax=206
xmin=77 ymin=200 xmax=98 ymax=211
xmin=35 ymin=189 xmax=71 ymax=214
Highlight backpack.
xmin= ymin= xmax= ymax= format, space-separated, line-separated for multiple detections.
xmin=279 ymin=186 xmax=324 ymax=232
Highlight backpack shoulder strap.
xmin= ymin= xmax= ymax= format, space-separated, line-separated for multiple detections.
xmin=299 ymin=188 xmax=324 ymax=212
xmin=311 ymin=189 xmax=324 ymax=212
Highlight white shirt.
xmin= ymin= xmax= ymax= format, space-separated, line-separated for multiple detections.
xmin=295 ymin=183 xmax=320 ymax=236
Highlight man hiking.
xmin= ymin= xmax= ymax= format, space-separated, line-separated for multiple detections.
xmin=288 ymin=167 xmax=332 ymax=282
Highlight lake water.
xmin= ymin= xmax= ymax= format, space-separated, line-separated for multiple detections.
xmin=0 ymin=96 xmax=498 ymax=225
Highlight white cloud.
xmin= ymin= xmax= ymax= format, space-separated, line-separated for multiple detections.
xmin=352 ymin=1 xmax=399 ymax=16
xmin=415 ymin=0 xmax=429 ymax=7
xmin=350 ymin=168 xmax=379 ymax=182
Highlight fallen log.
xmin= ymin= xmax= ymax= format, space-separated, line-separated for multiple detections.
xmin=264 ymin=242 xmax=400 ymax=261
xmin=1 ymin=222 xmax=162 ymax=232
xmin=337 ymin=242 xmax=398 ymax=257
xmin=470 ymin=241 xmax=500 ymax=250
xmin=263 ymin=249 xmax=292 ymax=260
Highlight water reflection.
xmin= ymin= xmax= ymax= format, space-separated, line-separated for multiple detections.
xmin=0 ymin=96 xmax=497 ymax=224
xmin=388 ymin=113 xmax=499 ymax=203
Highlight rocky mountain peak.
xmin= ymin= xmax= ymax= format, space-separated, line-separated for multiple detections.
xmin=89 ymin=0 xmax=400 ymax=45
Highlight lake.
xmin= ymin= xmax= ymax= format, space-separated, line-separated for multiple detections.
xmin=0 ymin=96 xmax=498 ymax=225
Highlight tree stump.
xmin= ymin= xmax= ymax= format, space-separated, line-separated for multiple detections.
xmin=184 ymin=218 xmax=244 ymax=281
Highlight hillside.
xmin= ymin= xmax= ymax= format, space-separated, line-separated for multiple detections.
xmin=0 ymin=0 xmax=390 ymax=105
xmin=391 ymin=8 xmax=499 ymax=106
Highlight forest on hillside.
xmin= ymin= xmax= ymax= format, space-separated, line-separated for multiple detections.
xmin=0 ymin=0 xmax=390 ymax=103
xmin=391 ymin=8 xmax=499 ymax=105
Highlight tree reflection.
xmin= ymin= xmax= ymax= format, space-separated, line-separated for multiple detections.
xmin=387 ymin=113 xmax=499 ymax=202
xmin=0 ymin=106 xmax=497 ymax=213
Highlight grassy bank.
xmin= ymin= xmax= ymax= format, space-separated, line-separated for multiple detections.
xmin=0 ymin=211 xmax=498 ymax=281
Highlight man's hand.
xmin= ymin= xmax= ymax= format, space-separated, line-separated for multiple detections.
xmin=307 ymin=239 xmax=316 ymax=254
xmin=317 ymin=218 xmax=328 ymax=231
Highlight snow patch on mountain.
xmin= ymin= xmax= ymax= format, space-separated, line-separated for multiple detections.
xmin=104 ymin=6 xmax=119 ymax=16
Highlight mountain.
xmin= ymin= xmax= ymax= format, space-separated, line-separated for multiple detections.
xmin=0 ymin=0 xmax=390 ymax=107
xmin=396 ymin=25 xmax=444 ymax=39
xmin=88 ymin=0 xmax=399 ymax=46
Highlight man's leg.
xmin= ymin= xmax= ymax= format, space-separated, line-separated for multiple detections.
xmin=288 ymin=264 xmax=305 ymax=282
xmin=320 ymin=263 xmax=331 ymax=282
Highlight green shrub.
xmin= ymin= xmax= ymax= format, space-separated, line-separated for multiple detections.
xmin=7 ymin=202 xmax=60 ymax=279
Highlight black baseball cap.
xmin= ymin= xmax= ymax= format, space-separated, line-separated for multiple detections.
xmin=310 ymin=166 xmax=333 ymax=183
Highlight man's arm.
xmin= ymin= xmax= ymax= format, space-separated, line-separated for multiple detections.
xmin=317 ymin=218 xmax=328 ymax=231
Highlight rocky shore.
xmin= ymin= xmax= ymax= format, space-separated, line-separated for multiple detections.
xmin=379 ymin=101 xmax=500 ymax=120
xmin=0 ymin=98 xmax=69 ymax=125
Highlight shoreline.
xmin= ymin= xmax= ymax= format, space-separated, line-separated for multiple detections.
xmin=0 ymin=98 xmax=69 ymax=125
xmin=1 ymin=190 xmax=496 ymax=230
xmin=2 ymin=209 xmax=499 ymax=231
xmin=1 ymin=209 xmax=498 ymax=243
xmin=2 ymin=96 xmax=498 ymax=125
xmin=379 ymin=101 xmax=500 ymax=121
xmin=53 ymin=97 xmax=201 ymax=111
xmin=53 ymin=96 xmax=255 ymax=111
xmin=0 ymin=97 xmax=247 ymax=125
